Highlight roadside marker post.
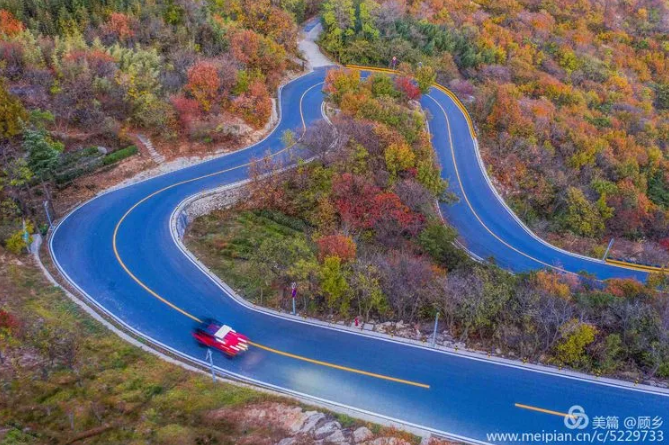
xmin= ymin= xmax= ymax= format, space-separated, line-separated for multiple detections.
xmin=206 ymin=349 xmax=215 ymax=383
xmin=291 ymin=282 xmax=297 ymax=315
xmin=431 ymin=311 xmax=439 ymax=347
xmin=602 ymin=238 xmax=615 ymax=261
xmin=22 ymin=219 xmax=30 ymax=253
xmin=44 ymin=200 xmax=53 ymax=230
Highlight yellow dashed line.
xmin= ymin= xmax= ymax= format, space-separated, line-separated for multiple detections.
xmin=515 ymin=403 xmax=574 ymax=419
xmin=250 ymin=341 xmax=430 ymax=389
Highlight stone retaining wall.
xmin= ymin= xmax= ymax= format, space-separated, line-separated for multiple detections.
xmin=175 ymin=180 xmax=250 ymax=239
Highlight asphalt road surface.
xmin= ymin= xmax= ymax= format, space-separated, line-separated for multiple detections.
xmin=50 ymin=66 xmax=668 ymax=444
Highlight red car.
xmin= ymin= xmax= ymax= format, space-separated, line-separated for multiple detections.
xmin=193 ymin=319 xmax=249 ymax=357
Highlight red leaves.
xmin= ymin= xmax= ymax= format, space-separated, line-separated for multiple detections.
xmin=368 ymin=192 xmax=423 ymax=232
xmin=170 ymin=95 xmax=201 ymax=127
xmin=660 ymin=238 xmax=669 ymax=252
xmin=0 ymin=10 xmax=23 ymax=37
xmin=0 ymin=309 xmax=19 ymax=332
xmin=332 ymin=173 xmax=381 ymax=228
xmin=316 ymin=234 xmax=357 ymax=263
xmin=230 ymin=28 xmax=286 ymax=88
xmin=230 ymin=29 xmax=260 ymax=67
xmin=394 ymin=76 xmax=421 ymax=101
xmin=331 ymin=173 xmax=423 ymax=234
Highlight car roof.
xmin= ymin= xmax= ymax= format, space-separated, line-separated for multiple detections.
xmin=214 ymin=325 xmax=234 ymax=339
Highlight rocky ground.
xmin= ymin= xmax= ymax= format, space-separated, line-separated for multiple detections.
xmin=206 ymin=402 xmax=457 ymax=445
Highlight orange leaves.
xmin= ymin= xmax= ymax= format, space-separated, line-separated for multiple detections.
xmin=227 ymin=0 xmax=297 ymax=50
xmin=183 ymin=53 xmax=275 ymax=127
xmin=533 ymin=73 xmax=579 ymax=106
xmin=484 ymin=82 xmax=532 ymax=136
xmin=605 ymin=279 xmax=646 ymax=299
xmin=105 ymin=12 xmax=134 ymax=41
xmin=230 ymin=29 xmax=260 ymax=67
xmin=230 ymin=28 xmax=286 ymax=87
xmin=232 ymin=79 xmax=272 ymax=129
xmin=339 ymin=91 xmax=370 ymax=116
xmin=534 ymin=270 xmax=573 ymax=300
xmin=0 ymin=10 xmax=23 ymax=37
xmin=186 ymin=61 xmax=220 ymax=112
xmin=316 ymin=234 xmax=357 ymax=263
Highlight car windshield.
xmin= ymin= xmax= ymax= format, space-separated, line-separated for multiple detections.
xmin=204 ymin=322 xmax=221 ymax=336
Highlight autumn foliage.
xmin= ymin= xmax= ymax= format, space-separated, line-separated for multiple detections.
xmin=394 ymin=77 xmax=421 ymax=101
xmin=232 ymin=79 xmax=272 ymax=129
xmin=186 ymin=61 xmax=220 ymax=112
xmin=319 ymin=0 xmax=669 ymax=256
xmin=0 ymin=10 xmax=23 ymax=36
xmin=316 ymin=234 xmax=357 ymax=263
xmin=104 ymin=13 xmax=135 ymax=41
xmin=0 ymin=309 xmax=19 ymax=331
xmin=230 ymin=28 xmax=287 ymax=90
xmin=171 ymin=95 xmax=202 ymax=128
xmin=332 ymin=173 xmax=423 ymax=235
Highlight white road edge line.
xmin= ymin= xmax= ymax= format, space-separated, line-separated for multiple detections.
xmin=427 ymin=87 xmax=625 ymax=267
xmin=168 ymin=180 xmax=669 ymax=397
xmin=45 ymin=66 xmax=669 ymax=445
xmin=45 ymin=76 xmax=489 ymax=444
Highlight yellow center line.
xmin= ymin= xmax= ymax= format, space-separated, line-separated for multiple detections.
xmin=111 ymin=82 xmax=323 ymax=321
xmin=250 ymin=341 xmax=430 ymax=389
xmin=348 ymin=65 xmax=669 ymax=279
xmin=425 ymin=93 xmax=568 ymax=274
xmin=515 ymin=403 xmax=574 ymax=419
xmin=109 ymin=79 xmax=429 ymax=389
xmin=347 ymin=66 xmax=559 ymax=271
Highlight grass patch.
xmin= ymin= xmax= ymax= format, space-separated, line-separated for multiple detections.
xmin=102 ymin=145 xmax=138 ymax=166
xmin=185 ymin=209 xmax=311 ymax=306
xmin=0 ymin=255 xmax=284 ymax=444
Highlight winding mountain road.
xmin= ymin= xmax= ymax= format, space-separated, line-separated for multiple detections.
xmin=50 ymin=64 xmax=669 ymax=444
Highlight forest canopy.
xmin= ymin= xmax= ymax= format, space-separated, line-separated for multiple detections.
xmin=0 ymin=0 xmax=322 ymax=247
xmin=319 ymin=0 xmax=669 ymax=249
